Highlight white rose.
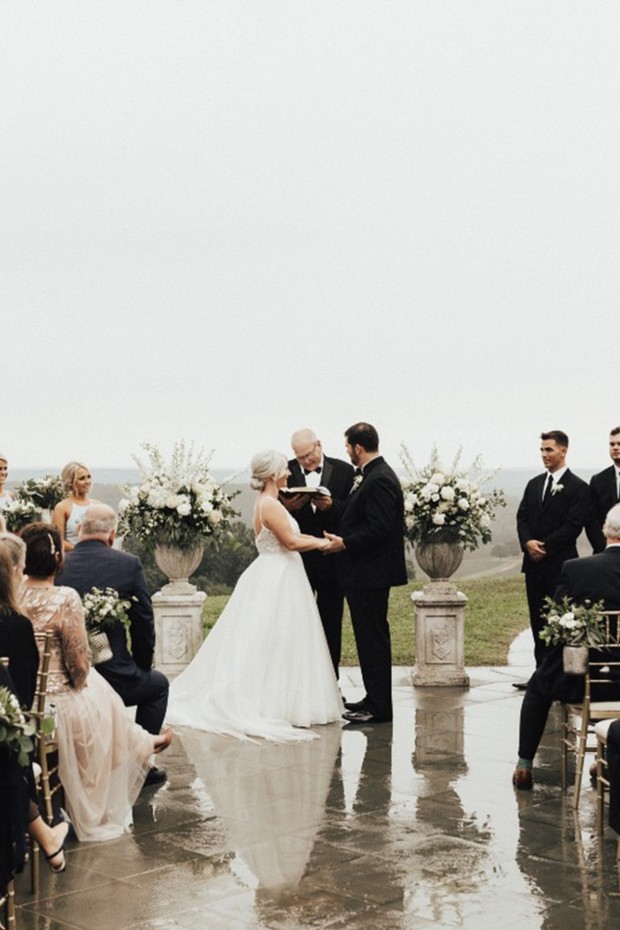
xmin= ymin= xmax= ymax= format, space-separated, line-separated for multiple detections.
xmin=440 ymin=486 xmax=455 ymax=501
xmin=208 ymin=510 xmax=223 ymax=525
xmin=201 ymin=500 xmax=214 ymax=513
xmin=430 ymin=473 xmax=445 ymax=485
xmin=457 ymin=498 xmax=469 ymax=511
xmin=177 ymin=502 xmax=192 ymax=516
xmin=432 ymin=513 xmax=446 ymax=526
xmin=405 ymin=514 xmax=415 ymax=529
xmin=480 ymin=514 xmax=490 ymax=527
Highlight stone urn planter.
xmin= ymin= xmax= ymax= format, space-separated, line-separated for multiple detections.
xmin=414 ymin=539 xmax=464 ymax=583
xmin=562 ymin=644 xmax=589 ymax=675
xmin=154 ymin=541 xmax=205 ymax=595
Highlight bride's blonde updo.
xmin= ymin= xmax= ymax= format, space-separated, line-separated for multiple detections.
xmin=250 ymin=450 xmax=288 ymax=491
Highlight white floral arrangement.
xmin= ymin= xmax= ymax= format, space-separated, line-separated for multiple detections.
xmin=539 ymin=596 xmax=608 ymax=647
xmin=82 ymin=586 xmax=133 ymax=635
xmin=2 ymin=497 xmax=41 ymax=533
xmin=400 ymin=444 xmax=506 ymax=551
xmin=0 ymin=685 xmax=36 ymax=767
xmin=16 ymin=474 xmax=65 ymax=512
xmin=118 ymin=442 xmax=237 ymax=551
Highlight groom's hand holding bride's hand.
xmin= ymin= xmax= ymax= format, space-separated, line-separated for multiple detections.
xmin=321 ymin=532 xmax=345 ymax=554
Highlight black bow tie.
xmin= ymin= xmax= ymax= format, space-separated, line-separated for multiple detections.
xmin=304 ymin=467 xmax=321 ymax=475
xmin=354 ymin=467 xmax=363 ymax=476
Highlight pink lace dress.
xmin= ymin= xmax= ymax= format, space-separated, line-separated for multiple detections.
xmin=21 ymin=585 xmax=153 ymax=841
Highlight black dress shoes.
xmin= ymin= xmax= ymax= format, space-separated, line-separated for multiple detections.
xmin=512 ymin=681 xmax=529 ymax=691
xmin=343 ymin=699 xmax=368 ymax=711
xmin=342 ymin=710 xmax=392 ymax=725
xmin=144 ymin=765 xmax=167 ymax=787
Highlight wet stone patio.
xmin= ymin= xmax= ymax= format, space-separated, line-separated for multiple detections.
xmin=11 ymin=638 xmax=620 ymax=929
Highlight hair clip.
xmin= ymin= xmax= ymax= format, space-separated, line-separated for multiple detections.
xmin=47 ymin=533 xmax=56 ymax=555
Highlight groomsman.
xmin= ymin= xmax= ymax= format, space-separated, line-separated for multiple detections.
xmin=285 ymin=429 xmax=354 ymax=676
xmin=516 ymin=430 xmax=590 ymax=679
xmin=586 ymin=426 xmax=620 ymax=554
xmin=325 ymin=422 xmax=407 ymax=724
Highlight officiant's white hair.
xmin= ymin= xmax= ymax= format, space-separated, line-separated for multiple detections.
xmin=603 ymin=504 xmax=620 ymax=540
xmin=250 ymin=450 xmax=288 ymax=491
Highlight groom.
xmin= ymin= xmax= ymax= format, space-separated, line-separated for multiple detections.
xmin=325 ymin=422 xmax=407 ymax=724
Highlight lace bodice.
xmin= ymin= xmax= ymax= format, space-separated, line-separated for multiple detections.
xmin=255 ymin=512 xmax=300 ymax=555
xmin=20 ymin=585 xmax=90 ymax=694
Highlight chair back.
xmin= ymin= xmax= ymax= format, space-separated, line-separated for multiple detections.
xmin=587 ymin=611 xmax=620 ymax=703
xmin=32 ymin=631 xmax=53 ymax=720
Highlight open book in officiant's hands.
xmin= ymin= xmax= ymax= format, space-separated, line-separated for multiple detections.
xmin=279 ymin=486 xmax=331 ymax=499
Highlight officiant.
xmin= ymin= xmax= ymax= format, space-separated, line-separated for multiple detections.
xmin=283 ymin=429 xmax=354 ymax=677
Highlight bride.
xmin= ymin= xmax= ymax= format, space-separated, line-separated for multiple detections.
xmin=166 ymin=450 xmax=343 ymax=741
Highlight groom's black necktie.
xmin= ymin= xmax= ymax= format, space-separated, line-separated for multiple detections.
xmin=542 ymin=473 xmax=553 ymax=503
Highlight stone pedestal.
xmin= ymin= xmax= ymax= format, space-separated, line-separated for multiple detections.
xmin=153 ymin=589 xmax=206 ymax=679
xmin=412 ymin=581 xmax=469 ymax=687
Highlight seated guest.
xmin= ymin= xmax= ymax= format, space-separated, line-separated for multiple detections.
xmin=52 ymin=462 xmax=98 ymax=551
xmin=56 ymin=504 xmax=169 ymax=786
xmin=606 ymin=719 xmax=620 ymax=835
xmin=0 ymin=533 xmax=39 ymax=712
xmin=513 ymin=503 xmax=620 ymax=789
xmin=0 ymin=536 xmax=69 ymax=873
xmin=19 ymin=523 xmax=172 ymax=841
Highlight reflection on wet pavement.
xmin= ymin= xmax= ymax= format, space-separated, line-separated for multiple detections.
xmin=12 ymin=664 xmax=620 ymax=929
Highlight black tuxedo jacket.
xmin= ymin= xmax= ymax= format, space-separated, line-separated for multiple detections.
xmin=516 ymin=468 xmax=590 ymax=579
xmin=287 ymin=455 xmax=354 ymax=583
xmin=333 ymin=456 xmax=407 ymax=591
xmin=586 ymin=465 xmax=619 ymax=554
xmin=287 ymin=455 xmax=355 ymax=537
xmin=56 ymin=539 xmax=155 ymax=677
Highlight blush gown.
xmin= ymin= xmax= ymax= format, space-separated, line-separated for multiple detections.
xmin=166 ymin=512 xmax=342 ymax=741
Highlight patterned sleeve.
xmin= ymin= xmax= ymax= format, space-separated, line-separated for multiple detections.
xmin=59 ymin=588 xmax=90 ymax=691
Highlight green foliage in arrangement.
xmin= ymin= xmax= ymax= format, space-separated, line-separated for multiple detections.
xmin=203 ymin=575 xmax=528 ymax=667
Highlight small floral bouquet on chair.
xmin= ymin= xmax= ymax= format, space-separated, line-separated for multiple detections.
xmin=0 ymin=686 xmax=36 ymax=767
xmin=539 ymin=597 xmax=607 ymax=648
xmin=82 ymin=587 xmax=134 ymax=665
xmin=539 ymin=596 xmax=608 ymax=674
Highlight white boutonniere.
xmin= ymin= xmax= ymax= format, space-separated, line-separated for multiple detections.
xmin=550 ymin=483 xmax=564 ymax=495
xmin=351 ymin=474 xmax=364 ymax=492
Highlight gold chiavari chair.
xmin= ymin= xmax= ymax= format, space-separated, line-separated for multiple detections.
xmin=561 ymin=611 xmax=620 ymax=809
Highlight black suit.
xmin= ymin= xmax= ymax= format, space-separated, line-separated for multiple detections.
xmin=287 ymin=455 xmax=354 ymax=674
xmin=586 ymin=465 xmax=619 ymax=554
xmin=518 ymin=547 xmax=620 ymax=762
xmin=607 ymin=719 xmax=620 ymax=833
xmin=516 ymin=468 xmax=590 ymax=665
xmin=333 ymin=456 xmax=407 ymax=721
xmin=56 ymin=539 xmax=169 ymax=734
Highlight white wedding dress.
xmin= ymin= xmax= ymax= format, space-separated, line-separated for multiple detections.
xmin=166 ymin=511 xmax=342 ymax=741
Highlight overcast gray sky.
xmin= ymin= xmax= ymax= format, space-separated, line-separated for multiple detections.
xmin=2 ymin=1 xmax=619 ymax=476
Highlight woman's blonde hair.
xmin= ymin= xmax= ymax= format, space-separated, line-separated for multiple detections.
xmin=61 ymin=461 xmax=89 ymax=496
xmin=0 ymin=532 xmax=26 ymax=614
xmin=249 ymin=450 xmax=288 ymax=491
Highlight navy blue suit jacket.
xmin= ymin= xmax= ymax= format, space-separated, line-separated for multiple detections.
xmin=56 ymin=540 xmax=155 ymax=677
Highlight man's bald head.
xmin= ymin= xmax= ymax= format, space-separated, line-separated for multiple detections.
xmin=79 ymin=504 xmax=117 ymax=543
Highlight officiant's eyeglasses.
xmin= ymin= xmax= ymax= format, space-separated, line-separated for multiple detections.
xmin=296 ymin=442 xmax=320 ymax=463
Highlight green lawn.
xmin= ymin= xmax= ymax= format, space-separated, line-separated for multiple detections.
xmin=203 ymin=574 xmax=529 ymax=667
